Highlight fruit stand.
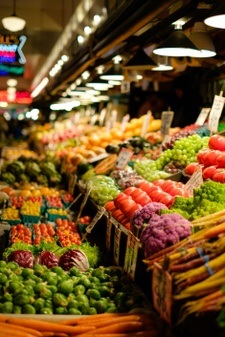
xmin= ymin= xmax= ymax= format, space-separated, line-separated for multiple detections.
xmin=1 ymin=112 xmax=225 ymax=336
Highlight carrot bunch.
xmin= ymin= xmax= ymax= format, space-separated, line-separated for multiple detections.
xmin=0 ymin=313 xmax=162 ymax=337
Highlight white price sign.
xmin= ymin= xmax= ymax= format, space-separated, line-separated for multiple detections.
xmin=161 ymin=111 xmax=174 ymax=136
xmin=195 ymin=108 xmax=210 ymax=126
xmin=121 ymin=81 xmax=130 ymax=93
xmin=115 ymin=148 xmax=133 ymax=170
xmin=141 ymin=111 xmax=152 ymax=137
xmin=185 ymin=168 xmax=203 ymax=196
xmin=208 ymin=95 xmax=225 ymax=133
xmin=120 ymin=114 xmax=130 ymax=133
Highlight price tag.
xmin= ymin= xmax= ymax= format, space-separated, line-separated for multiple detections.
xmin=90 ymin=114 xmax=98 ymax=125
xmin=195 ymin=107 xmax=210 ymax=126
xmin=120 ymin=114 xmax=130 ymax=133
xmin=152 ymin=262 xmax=172 ymax=326
xmin=106 ymin=218 xmax=112 ymax=251
xmin=84 ymin=207 xmax=105 ymax=236
xmin=68 ymin=173 xmax=77 ymax=195
xmin=114 ymin=148 xmax=134 ymax=170
xmin=76 ymin=185 xmax=92 ymax=221
xmin=73 ymin=112 xmax=80 ymax=125
xmin=161 ymin=134 xmax=171 ymax=150
xmin=141 ymin=111 xmax=152 ymax=137
xmin=114 ymin=226 xmax=121 ymax=265
xmin=121 ymin=81 xmax=130 ymax=93
xmin=208 ymin=95 xmax=225 ymax=133
xmin=124 ymin=232 xmax=139 ymax=280
xmin=185 ymin=167 xmax=203 ymax=196
xmin=161 ymin=111 xmax=174 ymax=136
xmin=99 ymin=108 xmax=107 ymax=126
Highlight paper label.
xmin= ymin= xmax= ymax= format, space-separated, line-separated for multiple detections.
xmin=161 ymin=135 xmax=171 ymax=149
xmin=161 ymin=111 xmax=174 ymax=136
xmin=115 ymin=148 xmax=134 ymax=170
xmin=113 ymin=226 xmax=121 ymax=265
xmin=106 ymin=218 xmax=112 ymax=251
xmin=124 ymin=232 xmax=139 ymax=280
xmin=121 ymin=81 xmax=130 ymax=93
xmin=141 ymin=111 xmax=152 ymax=137
xmin=208 ymin=95 xmax=225 ymax=133
xmin=68 ymin=173 xmax=77 ymax=195
xmin=99 ymin=108 xmax=107 ymax=126
xmin=120 ymin=114 xmax=130 ymax=133
xmin=185 ymin=167 xmax=203 ymax=195
xmin=152 ymin=262 xmax=172 ymax=326
xmin=195 ymin=107 xmax=210 ymax=126
xmin=85 ymin=207 xmax=105 ymax=234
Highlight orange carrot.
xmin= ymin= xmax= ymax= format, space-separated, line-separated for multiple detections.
xmin=0 ymin=315 xmax=7 ymax=323
xmin=0 ymin=322 xmax=37 ymax=337
xmin=41 ymin=333 xmax=68 ymax=337
xmin=91 ymin=315 xmax=144 ymax=328
xmin=73 ymin=332 xmax=160 ymax=337
xmin=75 ymin=321 xmax=144 ymax=337
xmin=60 ymin=313 xmax=124 ymax=325
xmin=0 ymin=322 xmax=42 ymax=336
xmin=6 ymin=318 xmax=95 ymax=334
xmin=204 ymin=222 xmax=225 ymax=239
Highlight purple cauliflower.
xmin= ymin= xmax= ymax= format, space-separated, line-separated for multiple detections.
xmin=130 ymin=202 xmax=168 ymax=236
xmin=140 ymin=213 xmax=192 ymax=258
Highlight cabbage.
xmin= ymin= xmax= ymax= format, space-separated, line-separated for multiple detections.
xmin=58 ymin=249 xmax=89 ymax=272
xmin=7 ymin=250 xmax=34 ymax=268
xmin=35 ymin=251 xmax=59 ymax=269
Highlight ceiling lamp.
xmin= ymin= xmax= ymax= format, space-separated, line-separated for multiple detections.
xmin=153 ymin=24 xmax=202 ymax=58
xmin=6 ymin=78 xmax=17 ymax=87
xmin=86 ymin=78 xmax=113 ymax=91
xmin=123 ymin=49 xmax=157 ymax=70
xmin=204 ymin=14 xmax=225 ymax=29
xmin=100 ymin=65 xmax=124 ymax=81
xmin=152 ymin=56 xmax=173 ymax=71
xmin=2 ymin=0 xmax=26 ymax=32
xmin=189 ymin=22 xmax=216 ymax=58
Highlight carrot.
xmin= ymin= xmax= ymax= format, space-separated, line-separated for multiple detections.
xmin=60 ymin=313 xmax=123 ymax=325
xmin=6 ymin=318 xmax=95 ymax=334
xmin=0 ymin=322 xmax=43 ymax=336
xmin=41 ymin=333 xmax=68 ymax=337
xmin=74 ymin=321 xmax=144 ymax=337
xmin=192 ymin=209 xmax=225 ymax=224
xmin=92 ymin=314 xmax=144 ymax=328
xmin=204 ymin=222 xmax=225 ymax=239
xmin=0 ymin=322 xmax=37 ymax=337
xmin=73 ymin=332 xmax=160 ymax=337
xmin=169 ymin=252 xmax=218 ymax=272
xmin=0 ymin=315 xmax=7 ymax=323
xmin=174 ymin=251 xmax=225 ymax=284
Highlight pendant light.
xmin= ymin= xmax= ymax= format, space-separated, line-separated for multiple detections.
xmin=153 ymin=23 xmax=202 ymax=58
xmin=2 ymin=0 xmax=26 ymax=32
xmin=100 ymin=64 xmax=124 ymax=81
xmin=123 ymin=49 xmax=157 ymax=70
xmin=204 ymin=14 xmax=225 ymax=29
xmin=152 ymin=56 xmax=173 ymax=71
xmin=189 ymin=22 xmax=216 ymax=58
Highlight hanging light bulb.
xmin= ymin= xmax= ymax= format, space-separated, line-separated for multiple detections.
xmin=189 ymin=22 xmax=216 ymax=57
xmin=2 ymin=0 xmax=26 ymax=32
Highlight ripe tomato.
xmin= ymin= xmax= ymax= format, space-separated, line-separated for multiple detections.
xmin=104 ymin=201 xmax=116 ymax=212
xmin=125 ymin=203 xmax=142 ymax=219
xmin=114 ymin=193 xmax=129 ymax=209
xmin=216 ymin=153 xmax=225 ymax=168
xmin=184 ymin=162 xmax=203 ymax=176
xmin=212 ymin=169 xmax=225 ymax=183
xmin=209 ymin=134 xmax=225 ymax=151
xmin=123 ymin=187 xmax=137 ymax=196
xmin=202 ymin=165 xmax=218 ymax=180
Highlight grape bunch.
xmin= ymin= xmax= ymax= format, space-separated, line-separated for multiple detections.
xmin=161 ymin=129 xmax=196 ymax=151
xmin=155 ymin=134 xmax=209 ymax=170
xmin=133 ymin=159 xmax=169 ymax=182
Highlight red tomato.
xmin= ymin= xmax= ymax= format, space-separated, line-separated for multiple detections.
xmin=125 ymin=203 xmax=142 ymax=219
xmin=197 ymin=148 xmax=211 ymax=164
xmin=216 ymin=152 xmax=225 ymax=168
xmin=124 ymin=222 xmax=131 ymax=230
xmin=149 ymin=189 xmax=165 ymax=202
xmin=153 ymin=179 xmax=166 ymax=187
xmin=137 ymin=181 xmax=156 ymax=194
xmin=130 ymin=188 xmax=144 ymax=199
xmin=104 ymin=201 xmax=116 ymax=213
xmin=123 ymin=187 xmax=137 ymax=196
xmin=112 ymin=209 xmax=124 ymax=220
xmin=209 ymin=134 xmax=225 ymax=151
xmin=114 ymin=193 xmax=129 ymax=209
xmin=168 ymin=187 xmax=185 ymax=197
xmin=132 ymin=193 xmax=151 ymax=206
xmin=202 ymin=165 xmax=218 ymax=180
xmin=159 ymin=195 xmax=174 ymax=207
xmin=212 ymin=169 xmax=225 ymax=183
xmin=184 ymin=162 xmax=203 ymax=176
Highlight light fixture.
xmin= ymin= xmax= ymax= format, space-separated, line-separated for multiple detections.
xmin=152 ymin=56 xmax=173 ymax=71
xmin=123 ymin=49 xmax=157 ymax=70
xmin=7 ymin=78 xmax=17 ymax=87
xmin=153 ymin=23 xmax=202 ymax=58
xmin=31 ymin=77 xmax=49 ymax=98
xmin=189 ymin=22 xmax=216 ymax=58
xmin=100 ymin=65 xmax=124 ymax=81
xmin=204 ymin=14 xmax=225 ymax=29
xmin=86 ymin=78 xmax=113 ymax=91
xmin=2 ymin=0 xmax=26 ymax=32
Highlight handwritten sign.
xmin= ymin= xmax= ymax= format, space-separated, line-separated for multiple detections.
xmin=124 ymin=232 xmax=139 ymax=280
xmin=99 ymin=108 xmax=107 ymax=126
xmin=195 ymin=107 xmax=210 ymax=126
xmin=120 ymin=114 xmax=130 ymax=133
xmin=141 ymin=111 xmax=152 ymax=137
xmin=106 ymin=218 xmax=112 ymax=251
xmin=114 ymin=148 xmax=133 ymax=170
xmin=185 ymin=167 xmax=203 ymax=195
xmin=208 ymin=95 xmax=225 ymax=133
xmin=161 ymin=111 xmax=174 ymax=136
xmin=152 ymin=262 xmax=172 ymax=326
xmin=121 ymin=81 xmax=130 ymax=93
xmin=113 ymin=226 xmax=121 ymax=265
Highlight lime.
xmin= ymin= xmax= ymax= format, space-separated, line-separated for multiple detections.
xmin=22 ymin=304 xmax=36 ymax=314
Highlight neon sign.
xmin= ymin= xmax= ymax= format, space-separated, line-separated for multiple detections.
xmin=0 ymin=34 xmax=27 ymax=66
xmin=0 ymin=91 xmax=32 ymax=105
xmin=0 ymin=64 xmax=24 ymax=76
